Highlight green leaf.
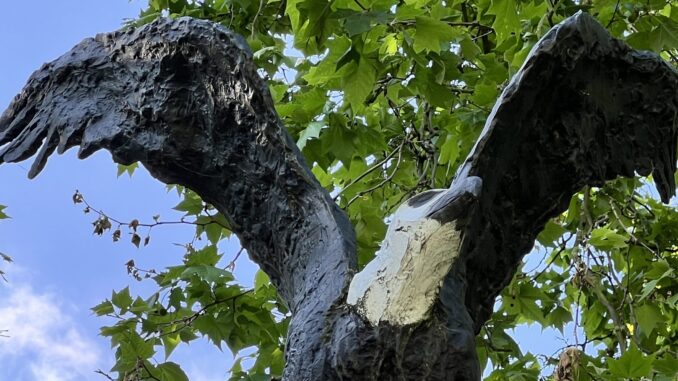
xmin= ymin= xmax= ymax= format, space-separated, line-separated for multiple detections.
xmin=459 ymin=35 xmax=481 ymax=60
xmin=286 ymin=0 xmax=302 ymax=30
xmin=655 ymin=15 xmax=678 ymax=50
xmin=129 ymin=296 xmax=153 ymax=313
xmin=471 ymin=83 xmax=499 ymax=107
xmin=297 ymin=121 xmax=324 ymax=150
xmin=635 ymin=304 xmax=665 ymax=336
xmin=254 ymin=270 xmax=271 ymax=290
xmin=547 ymin=306 xmax=572 ymax=333
xmin=91 ymin=300 xmax=115 ymax=316
xmin=304 ymin=37 xmax=352 ymax=85
xmin=501 ymin=283 xmax=547 ymax=324
xmin=173 ymin=192 xmax=203 ymax=215
xmin=627 ymin=15 xmax=678 ymax=51
xmin=184 ymin=245 xmax=221 ymax=266
xmin=488 ymin=0 xmax=521 ymax=44
xmin=168 ymin=287 xmax=185 ymax=309
xmin=121 ymin=332 xmax=155 ymax=361
xmin=607 ymin=344 xmax=654 ymax=378
xmin=116 ymin=162 xmax=139 ymax=177
xmin=589 ymin=227 xmax=628 ymax=250
xmin=413 ymin=16 xmax=459 ymax=53
xmin=410 ymin=68 xmax=456 ymax=108
xmin=336 ymin=44 xmax=361 ymax=71
xmin=204 ymin=221 xmax=223 ymax=245
xmin=112 ymin=287 xmax=133 ymax=312
xmin=194 ymin=314 xmax=232 ymax=349
xmin=380 ymin=33 xmax=400 ymax=57
xmin=343 ymin=57 xmax=376 ymax=109
xmin=276 ymin=87 xmax=328 ymax=124
xmin=181 ymin=264 xmax=234 ymax=283
xmin=99 ymin=318 xmax=137 ymax=338
xmin=157 ymin=362 xmax=189 ymax=381
xmin=344 ymin=12 xmax=385 ymax=36
xmin=162 ymin=330 xmax=182 ymax=360
xmin=655 ymin=357 xmax=678 ymax=377
xmin=160 ymin=265 xmax=189 ymax=286
xmin=321 ymin=121 xmax=357 ymax=166
xmin=537 ymin=220 xmax=566 ymax=247
xmin=438 ymin=133 xmax=460 ymax=165
xmin=0 ymin=205 xmax=9 ymax=219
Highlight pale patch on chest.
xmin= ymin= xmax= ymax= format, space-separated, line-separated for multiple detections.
xmin=347 ymin=193 xmax=463 ymax=326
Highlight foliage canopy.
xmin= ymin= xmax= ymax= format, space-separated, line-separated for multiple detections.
xmin=5 ymin=0 xmax=678 ymax=380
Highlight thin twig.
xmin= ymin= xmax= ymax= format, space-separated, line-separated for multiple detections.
xmin=481 ymin=326 xmax=514 ymax=353
xmin=471 ymin=29 xmax=494 ymax=42
xmin=226 ymin=247 xmax=245 ymax=270
xmin=585 ymin=276 xmax=627 ymax=353
xmin=529 ymin=234 xmax=573 ymax=281
xmin=158 ymin=290 xmax=253 ymax=337
xmin=392 ymin=19 xmax=493 ymax=30
xmin=333 ymin=143 xmax=404 ymax=201
xmin=74 ymin=191 xmax=230 ymax=231
xmin=139 ymin=359 xmax=161 ymax=381
xmin=94 ymin=370 xmax=115 ymax=381
xmin=608 ymin=196 xmax=659 ymax=257
xmin=346 ymin=142 xmax=405 ymax=207
xmin=606 ymin=0 xmax=622 ymax=28
xmin=251 ymin=0 xmax=266 ymax=38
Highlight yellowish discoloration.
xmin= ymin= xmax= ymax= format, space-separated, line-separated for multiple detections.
xmin=347 ymin=192 xmax=463 ymax=326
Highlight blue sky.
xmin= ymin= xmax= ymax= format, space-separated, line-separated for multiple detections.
xmin=0 ymin=2 xmax=255 ymax=380
xmin=0 ymin=1 xmax=587 ymax=380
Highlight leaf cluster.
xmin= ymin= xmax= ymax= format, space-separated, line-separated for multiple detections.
xmin=88 ymin=0 xmax=678 ymax=379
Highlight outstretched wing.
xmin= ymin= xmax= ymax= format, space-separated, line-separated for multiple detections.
xmin=448 ymin=11 xmax=678 ymax=328
xmin=0 ymin=17 xmax=258 ymax=183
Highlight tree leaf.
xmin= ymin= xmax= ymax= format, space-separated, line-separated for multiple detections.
xmin=537 ymin=220 xmax=566 ymax=247
xmin=0 ymin=205 xmax=9 ymax=219
xmin=488 ymin=0 xmax=521 ymax=44
xmin=181 ymin=264 xmax=234 ymax=283
xmin=438 ymin=133 xmax=460 ymax=165
xmin=654 ymin=357 xmax=678 ymax=378
xmin=297 ymin=121 xmax=324 ymax=150
xmin=635 ymin=304 xmax=665 ymax=336
xmin=173 ymin=192 xmax=203 ymax=215
xmin=91 ymin=300 xmax=114 ymax=316
xmin=607 ymin=344 xmax=654 ymax=378
xmin=112 ymin=287 xmax=133 ymax=312
xmin=589 ymin=227 xmax=628 ymax=250
xmin=157 ymin=361 xmax=189 ymax=381
xmin=343 ymin=57 xmax=376 ymax=109
xmin=254 ymin=270 xmax=270 ymax=291
xmin=413 ymin=16 xmax=459 ymax=53
xmin=116 ymin=162 xmax=138 ymax=177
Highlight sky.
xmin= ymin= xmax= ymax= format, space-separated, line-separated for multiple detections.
xmin=0 ymin=2 xmax=253 ymax=380
xmin=0 ymin=1 xmax=597 ymax=380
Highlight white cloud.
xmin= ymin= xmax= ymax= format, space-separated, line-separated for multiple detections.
xmin=0 ymin=284 xmax=103 ymax=381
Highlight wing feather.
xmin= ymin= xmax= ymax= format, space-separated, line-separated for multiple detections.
xmin=0 ymin=17 xmax=256 ymax=183
xmin=444 ymin=12 xmax=678 ymax=329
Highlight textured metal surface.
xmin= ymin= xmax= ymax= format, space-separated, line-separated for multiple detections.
xmin=1 ymin=11 xmax=677 ymax=381
xmin=452 ymin=12 xmax=678 ymax=335
xmin=0 ymin=17 xmax=358 ymax=380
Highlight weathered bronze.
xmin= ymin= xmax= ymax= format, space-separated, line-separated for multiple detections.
xmin=1 ymin=12 xmax=676 ymax=380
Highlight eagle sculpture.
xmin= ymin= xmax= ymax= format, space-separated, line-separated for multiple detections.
xmin=1 ymin=11 xmax=677 ymax=381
